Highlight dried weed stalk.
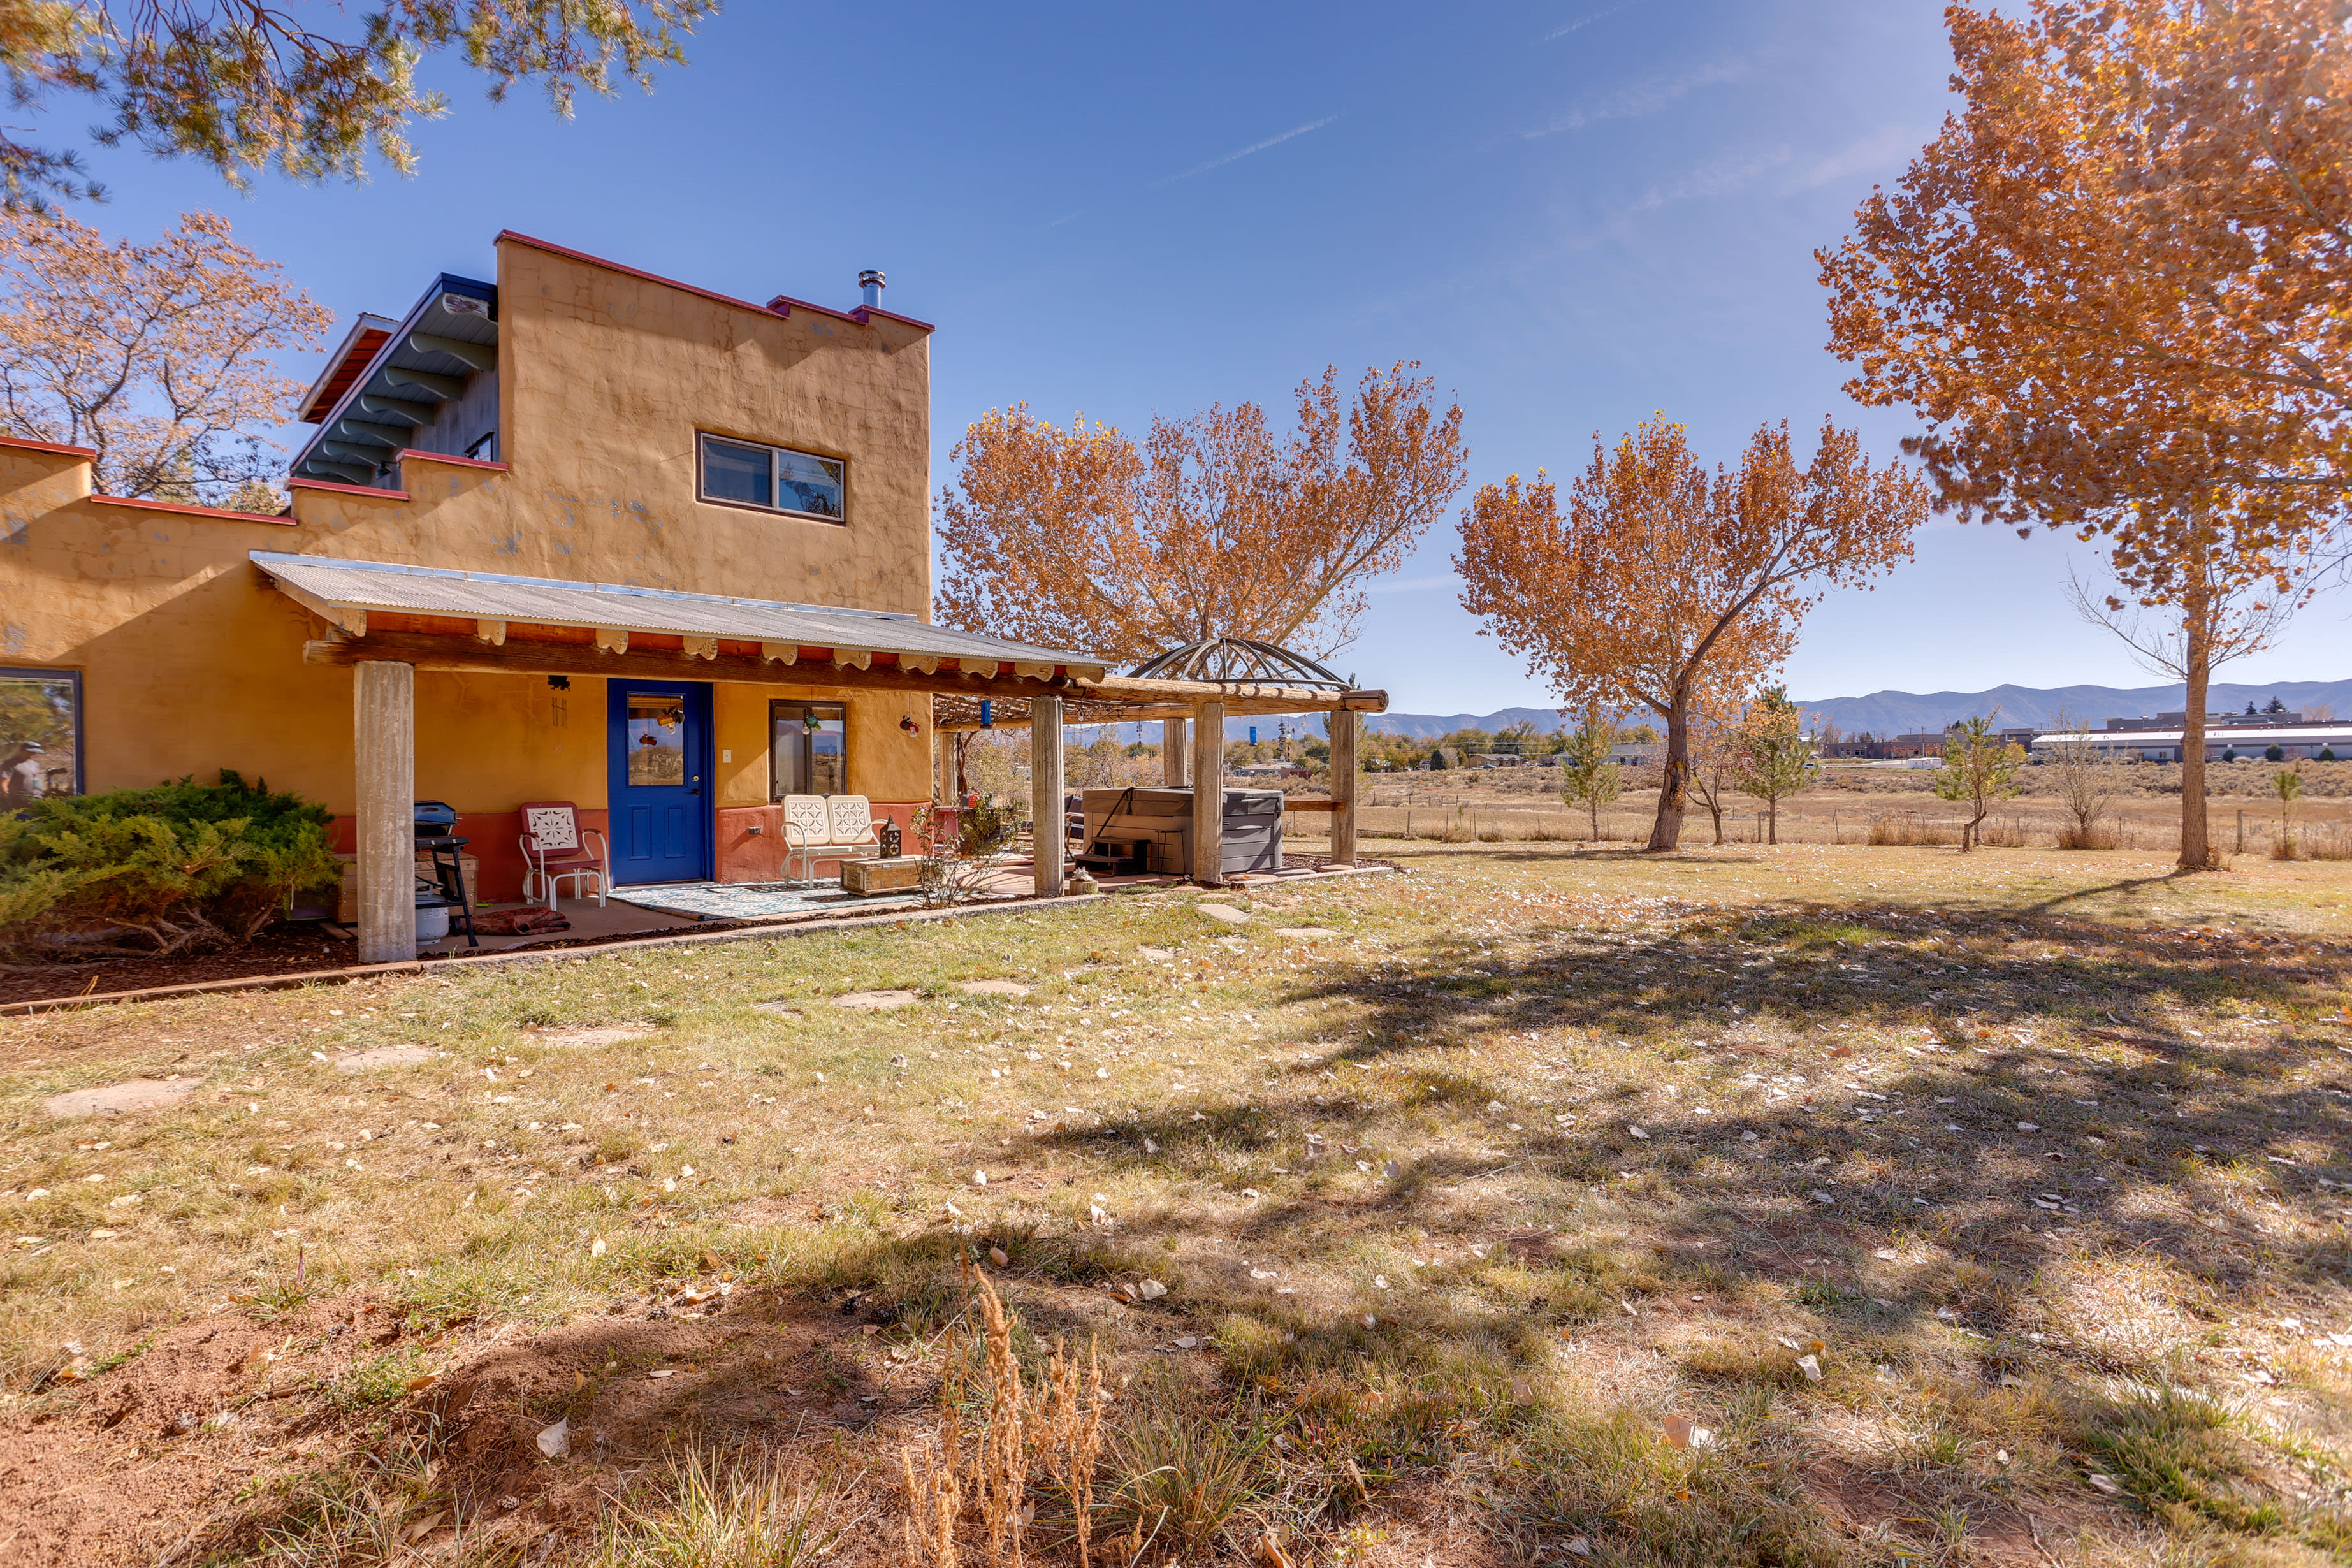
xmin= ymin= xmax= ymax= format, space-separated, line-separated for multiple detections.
xmin=905 ymin=1262 xmax=1112 ymax=1568
xmin=901 ymin=1434 xmax=961 ymax=1568
xmin=1039 ymin=1335 xmax=1108 ymax=1568
xmin=973 ymin=1265 xmax=1028 ymax=1568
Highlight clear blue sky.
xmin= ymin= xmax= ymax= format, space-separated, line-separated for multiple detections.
xmin=68 ymin=0 xmax=2348 ymax=711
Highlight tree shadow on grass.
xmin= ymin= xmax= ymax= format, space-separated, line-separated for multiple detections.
xmin=1010 ymin=890 xmax=2352 ymax=1387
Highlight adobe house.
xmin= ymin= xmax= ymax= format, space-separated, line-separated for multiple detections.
xmin=0 ymin=233 xmax=1383 ymax=964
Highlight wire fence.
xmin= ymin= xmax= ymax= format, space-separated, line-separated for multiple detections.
xmin=1346 ymin=802 xmax=2352 ymax=858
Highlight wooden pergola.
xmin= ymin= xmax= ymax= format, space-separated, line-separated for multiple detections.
xmin=254 ymin=555 xmax=1386 ymax=962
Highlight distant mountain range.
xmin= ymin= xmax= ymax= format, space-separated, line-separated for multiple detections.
xmin=1356 ymin=679 xmax=2352 ymax=740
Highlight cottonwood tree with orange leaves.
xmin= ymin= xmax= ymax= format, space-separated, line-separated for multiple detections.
xmin=936 ymin=365 xmax=1467 ymax=664
xmin=1820 ymin=0 xmax=2350 ymax=870
xmin=0 ymin=208 xmax=330 ymax=504
xmin=1456 ymin=416 xmax=1927 ymax=851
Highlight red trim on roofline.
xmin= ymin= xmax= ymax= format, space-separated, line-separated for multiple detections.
xmin=764 ymin=293 xmax=928 ymax=331
xmin=298 ymin=323 xmax=395 ymax=424
xmin=398 ymin=449 xmax=511 ymax=474
xmin=495 ymin=230 xmax=936 ymax=335
xmin=288 ymin=475 xmax=411 ymax=501
xmin=92 ymin=493 xmax=294 ymax=526
xmin=0 ymin=433 xmax=98 ymax=459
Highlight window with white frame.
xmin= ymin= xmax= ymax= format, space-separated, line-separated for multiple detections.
xmin=698 ymin=433 xmax=846 ymax=522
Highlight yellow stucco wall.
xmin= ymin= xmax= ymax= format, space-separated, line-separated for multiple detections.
xmin=0 ymin=236 xmax=935 ymax=819
xmin=709 ymin=683 xmax=931 ymax=808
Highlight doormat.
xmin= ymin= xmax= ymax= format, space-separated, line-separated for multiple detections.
xmin=613 ymin=882 xmax=925 ymax=922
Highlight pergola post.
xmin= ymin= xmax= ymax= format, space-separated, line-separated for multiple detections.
xmin=1330 ymin=708 xmax=1360 ymax=866
xmin=354 ymin=659 xmax=416 ymax=964
xmin=1163 ymin=716 xmax=1189 ymax=786
xmin=1191 ymin=701 xmax=1224 ymax=886
xmin=1031 ymin=693 xmax=1065 ymax=896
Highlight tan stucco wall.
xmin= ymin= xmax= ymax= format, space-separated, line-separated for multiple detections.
xmin=0 ymin=236 xmax=934 ymax=820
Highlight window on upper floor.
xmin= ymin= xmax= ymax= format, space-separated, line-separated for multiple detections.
xmin=698 ymin=433 xmax=846 ymax=523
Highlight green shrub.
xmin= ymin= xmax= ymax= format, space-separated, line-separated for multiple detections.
xmin=958 ymin=801 xmax=1017 ymax=857
xmin=0 ymin=770 xmax=338 ymax=959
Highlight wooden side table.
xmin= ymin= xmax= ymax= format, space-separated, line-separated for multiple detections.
xmin=841 ymin=855 xmax=926 ymax=895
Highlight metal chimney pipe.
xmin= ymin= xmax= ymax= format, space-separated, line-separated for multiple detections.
xmin=858 ymin=269 xmax=885 ymax=308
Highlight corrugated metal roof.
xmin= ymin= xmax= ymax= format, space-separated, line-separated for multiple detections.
xmin=252 ymin=551 xmax=1109 ymax=676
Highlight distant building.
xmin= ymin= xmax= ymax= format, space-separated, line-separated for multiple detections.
xmin=2031 ymin=719 xmax=2351 ymax=762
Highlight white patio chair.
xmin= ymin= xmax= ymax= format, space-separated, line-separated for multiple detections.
xmin=519 ymin=800 xmax=609 ymax=908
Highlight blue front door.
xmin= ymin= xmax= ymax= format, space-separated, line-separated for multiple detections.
xmin=607 ymin=681 xmax=712 ymax=884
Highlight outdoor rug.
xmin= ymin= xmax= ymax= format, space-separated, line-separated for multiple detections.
xmin=614 ymin=882 xmax=925 ymax=921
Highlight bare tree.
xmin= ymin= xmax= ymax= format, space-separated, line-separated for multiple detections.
xmin=1680 ymin=699 xmax=1744 ymax=847
xmin=2042 ymin=708 xmax=2124 ymax=850
xmin=2063 ymin=551 xmax=2318 ymax=841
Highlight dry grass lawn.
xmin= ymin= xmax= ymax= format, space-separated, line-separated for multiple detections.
xmin=3 ymin=841 xmax=2350 ymax=1567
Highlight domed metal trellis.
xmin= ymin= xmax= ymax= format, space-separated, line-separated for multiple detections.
xmin=1126 ymin=637 xmax=1351 ymax=691
xmin=931 ymin=636 xmax=1360 ymax=734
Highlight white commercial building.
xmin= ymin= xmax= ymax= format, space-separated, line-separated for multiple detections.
xmin=2031 ymin=723 xmax=2352 ymax=762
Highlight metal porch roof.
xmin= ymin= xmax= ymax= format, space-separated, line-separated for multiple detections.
xmin=252 ymin=552 xmax=1110 ymax=679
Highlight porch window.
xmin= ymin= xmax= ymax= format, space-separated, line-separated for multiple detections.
xmin=770 ymin=702 xmax=846 ymax=798
xmin=625 ymin=692 xmax=688 ymax=785
xmin=0 ymin=667 xmax=81 ymax=799
xmin=698 ymin=433 xmax=846 ymax=522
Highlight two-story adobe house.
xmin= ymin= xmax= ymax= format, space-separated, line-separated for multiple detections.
xmin=0 ymin=232 xmax=1384 ymax=966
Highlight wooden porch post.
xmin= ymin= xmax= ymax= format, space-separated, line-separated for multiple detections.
xmin=1331 ymin=708 xmax=1360 ymax=866
xmin=1191 ymin=701 xmax=1224 ymax=885
xmin=1163 ymin=716 xmax=1189 ymax=786
xmin=354 ymin=659 xmax=416 ymax=964
xmin=1031 ymin=693 xmax=1064 ymax=896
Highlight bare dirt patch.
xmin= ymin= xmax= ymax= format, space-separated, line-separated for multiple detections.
xmin=38 ymin=1075 xmax=203 ymax=1118
xmin=832 ymin=990 xmax=920 ymax=1010
xmin=957 ymin=979 xmax=1032 ymax=997
xmin=328 ymin=1045 xmax=436 ymax=1072
xmin=525 ymin=1026 xmax=658 ymax=1049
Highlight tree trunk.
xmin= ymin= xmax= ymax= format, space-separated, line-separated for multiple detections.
xmin=1587 ymin=796 xmax=1600 ymax=838
xmin=2178 ymin=574 xmax=2215 ymax=871
xmin=1766 ymin=798 xmax=1779 ymax=845
xmin=1648 ymin=699 xmax=1688 ymax=851
xmin=1709 ymin=802 xmax=1724 ymax=845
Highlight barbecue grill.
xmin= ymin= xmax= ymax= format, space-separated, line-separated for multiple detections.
xmin=413 ymin=799 xmax=479 ymax=947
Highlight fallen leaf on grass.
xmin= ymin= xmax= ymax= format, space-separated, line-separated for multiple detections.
xmin=536 ymin=1417 xmax=569 ymax=1459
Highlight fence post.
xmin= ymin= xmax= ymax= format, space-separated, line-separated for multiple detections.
xmin=2235 ymin=809 xmax=2245 ymax=855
